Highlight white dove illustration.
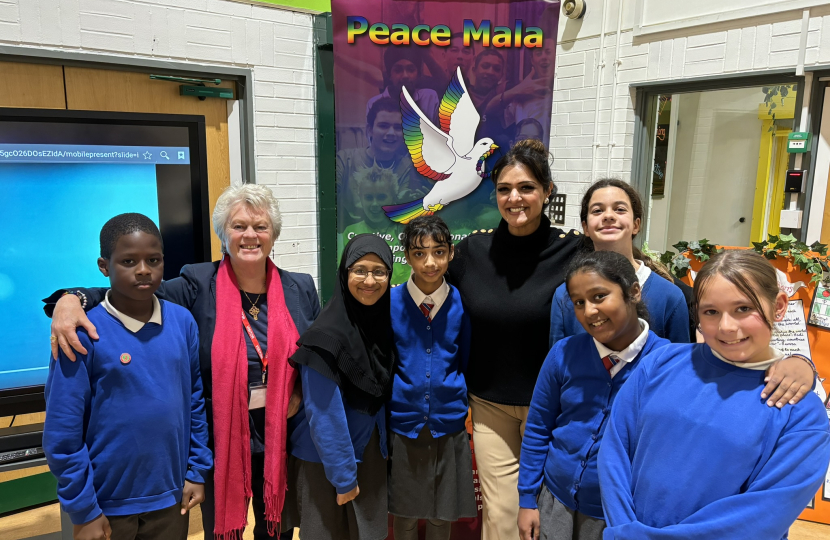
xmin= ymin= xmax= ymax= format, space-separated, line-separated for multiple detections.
xmin=383 ymin=66 xmax=498 ymax=224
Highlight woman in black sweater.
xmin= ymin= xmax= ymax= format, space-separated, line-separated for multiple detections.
xmin=448 ymin=139 xmax=581 ymax=539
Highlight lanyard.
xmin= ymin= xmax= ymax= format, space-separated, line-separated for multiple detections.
xmin=241 ymin=310 xmax=267 ymax=382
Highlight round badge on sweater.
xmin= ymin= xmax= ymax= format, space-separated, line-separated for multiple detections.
xmin=120 ymin=353 xmax=131 ymax=364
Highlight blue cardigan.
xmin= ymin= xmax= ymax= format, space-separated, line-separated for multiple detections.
xmin=550 ymin=272 xmax=689 ymax=348
xmin=598 ymin=343 xmax=830 ymax=539
xmin=518 ymin=331 xmax=670 ymax=519
xmin=389 ymin=283 xmax=471 ymax=438
xmin=43 ymin=302 xmax=212 ymax=524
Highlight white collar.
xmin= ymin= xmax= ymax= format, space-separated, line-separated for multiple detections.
xmin=635 ymin=260 xmax=652 ymax=286
xmin=594 ymin=319 xmax=650 ymax=377
xmin=406 ymin=275 xmax=450 ymax=318
xmin=102 ymin=291 xmax=162 ymax=333
xmin=711 ymin=346 xmax=785 ymax=371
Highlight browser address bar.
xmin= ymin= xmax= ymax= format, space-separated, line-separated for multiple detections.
xmin=0 ymin=144 xmax=191 ymax=164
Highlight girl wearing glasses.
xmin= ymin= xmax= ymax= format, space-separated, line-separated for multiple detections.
xmin=282 ymin=234 xmax=397 ymax=540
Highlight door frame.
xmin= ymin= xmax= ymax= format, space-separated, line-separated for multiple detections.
xmin=631 ymin=71 xmax=803 ymax=248
xmin=0 ymin=45 xmax=257 ymax=185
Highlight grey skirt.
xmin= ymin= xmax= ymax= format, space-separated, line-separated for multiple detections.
xmin=388 ymin=427 xmax=477 ymax=522
xmin=538 ymin=484 xmax=605 ymax=540
xmin=281 ymin=428 xmax=388 ymax=540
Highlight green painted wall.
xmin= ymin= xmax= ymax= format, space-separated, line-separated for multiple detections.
xmin=254 ymin=0 xmax=331 ymax=13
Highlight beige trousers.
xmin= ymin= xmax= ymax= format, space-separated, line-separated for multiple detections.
xmin=469 ymin=393 xmax=530 ymax=540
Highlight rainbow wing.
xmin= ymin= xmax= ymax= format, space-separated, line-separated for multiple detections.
xmin=401 ymin=86 xmax=455 ymax=182
xmin=383 ymin=198 xmax=433 ymax=224
xmin=438 ymin=73 xmax=464 ymax=134
xmin=438 ymin=67 xmax=481 ymax=158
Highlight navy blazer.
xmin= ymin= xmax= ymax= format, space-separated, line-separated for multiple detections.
xmin=44 ymin=261 xmax=321 ymax=400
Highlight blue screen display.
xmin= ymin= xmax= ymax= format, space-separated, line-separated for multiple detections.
xmin=0 ymin=161 xmax=161 ymax=389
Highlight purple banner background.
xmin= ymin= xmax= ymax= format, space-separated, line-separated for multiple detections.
xmin=331 ymin=0 xmax=559 ymax=287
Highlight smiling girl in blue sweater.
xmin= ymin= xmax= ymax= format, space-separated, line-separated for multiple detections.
xmin=518 ymin=250 xmax=670 ymax=540
xmin=549 ymin=179 xmax=690 ymax=346
xmin=598 ymin=250 xmax=830 ymax=540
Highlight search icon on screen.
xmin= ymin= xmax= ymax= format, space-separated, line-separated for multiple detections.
xmin=160 ymin=151 xmax=170 ymax=160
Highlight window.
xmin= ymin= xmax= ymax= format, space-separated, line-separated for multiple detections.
xmin=637 ymin=81 xmax=800 ymax=253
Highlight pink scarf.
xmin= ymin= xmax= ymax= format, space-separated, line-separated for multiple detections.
xmin=211 ymin=257 xmax=299 ymax=539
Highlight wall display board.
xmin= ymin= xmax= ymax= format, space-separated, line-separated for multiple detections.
xmin=331 ymin=0 xmax=560 ymax=285
xmin=685 ymin=252 xmax=830 ymax=525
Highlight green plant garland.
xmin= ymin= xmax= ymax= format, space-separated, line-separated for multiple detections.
xmin=656 ymin=234 xmax=829 ymax=283
xmin=658 ymin=239 xmax=723 ymax=278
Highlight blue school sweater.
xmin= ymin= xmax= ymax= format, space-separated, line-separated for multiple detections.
xmin=598 ymin=343 xmax=830 ymax=540
xmin=517 ymin=331 xmax=670 ymax=519
xmin=43 ymin=302 xmax=212 ymax=525
xmin=549 ymin=272 xmax=690 ymax=347
xmin=288 ymin=365 xmax=387 ymax=494
xmin=389 ymin=283 xmax=470 ymax=438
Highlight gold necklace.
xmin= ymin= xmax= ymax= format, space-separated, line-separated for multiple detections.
xmin=242 ymin=290 xmax=263 ymax=321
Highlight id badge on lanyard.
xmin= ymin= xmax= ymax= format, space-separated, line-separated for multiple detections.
xmin=242 ymin=311 xmax=267 ymax=410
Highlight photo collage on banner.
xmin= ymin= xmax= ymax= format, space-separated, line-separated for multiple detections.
xmin=332 ymin=0 xmax=559 ymax=285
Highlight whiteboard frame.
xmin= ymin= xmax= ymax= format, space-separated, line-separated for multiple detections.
xmin=633 ymin=0 xmax=826 ymax=37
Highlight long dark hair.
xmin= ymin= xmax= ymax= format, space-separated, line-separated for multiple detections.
xmin=693 ymin=250 xmax=780 ymax=329
xmin=491 ymin=138 xmax=555 ymax=211
xmin=565 ymin=250 xmax=650 ymax=323
xmin=579 ymin=178 xmax=673 ymax=281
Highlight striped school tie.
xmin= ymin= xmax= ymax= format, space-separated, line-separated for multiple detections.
xmin=419 ymin=300 xmax=434 ymax=322
xmin=602 ymin=354 xmax=620 ymax=374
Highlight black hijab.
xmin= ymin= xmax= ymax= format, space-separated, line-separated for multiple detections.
xmin=291 ymin=234 xmax=396 ymax=415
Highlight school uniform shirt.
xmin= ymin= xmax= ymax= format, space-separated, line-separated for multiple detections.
xmin=288 ymin=365 xmax=387 ymax=495
xmin=517 ymin=330 xmax=670 ymax=519
xmin=598 ymin=343 xmax=830 ymax=539
xmin=549 ymin=264 xmax=690 ymax=347
xmin=43 ymin=299 xmax=212 ymax=525
xmin=389 ymin=279 xmax=471 ymax=438
xmin=405 ymin=274 xmax=450 ymax=318
xmin=594 ymin=320 xmax=650 ymax=379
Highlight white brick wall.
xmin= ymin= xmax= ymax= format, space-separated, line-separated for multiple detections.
xmin=0 ymin=0 xmax=320 ymax=283
xmin=553 ymin=1 xmax=830 ymax=231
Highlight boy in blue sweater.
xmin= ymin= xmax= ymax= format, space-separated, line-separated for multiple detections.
xmin=388 ymin=215 xmax=476 ymax=540
xmin=43 ymin=213 xmax=212 ymax=540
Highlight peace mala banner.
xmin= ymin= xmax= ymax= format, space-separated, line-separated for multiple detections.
xmin=332 ymin=0 xmax=560 ymax=285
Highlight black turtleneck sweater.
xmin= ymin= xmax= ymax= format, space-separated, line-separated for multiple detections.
xmin=448 ymin=216 xmax=582 ymax=406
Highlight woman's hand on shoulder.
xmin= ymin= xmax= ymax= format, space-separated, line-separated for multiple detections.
xmin=762 ymin=355 xmax=815 ymax=408
xmin=52 ymin=294 xmax=99 ymax=361
xmin=336 ymin=485 xmax=359 ymax=506
xmin=518 ymin=507 xmax=541 ymax=540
